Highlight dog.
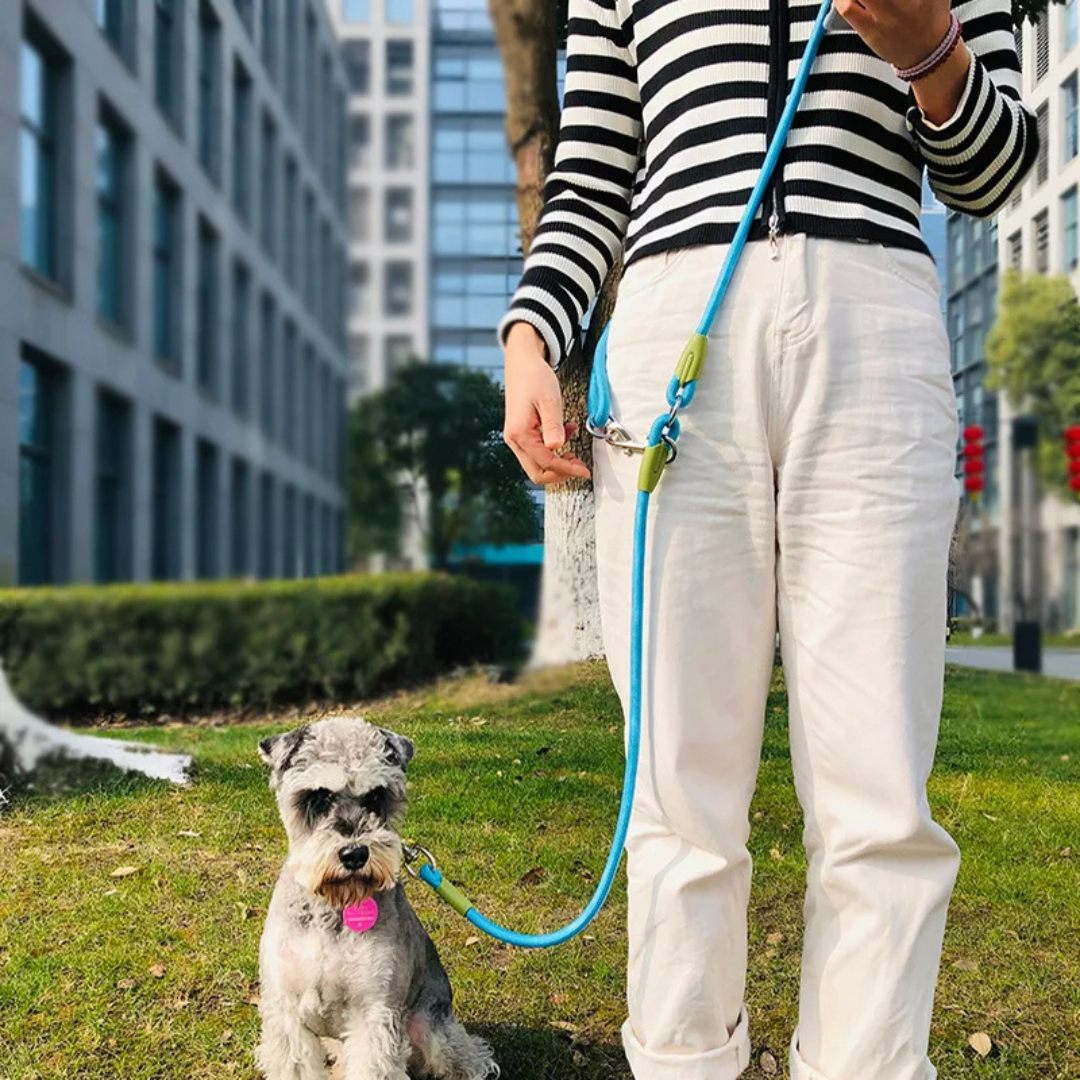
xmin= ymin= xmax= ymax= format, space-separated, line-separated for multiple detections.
xmin=256 ymin=717 xmax=499 ymax=1080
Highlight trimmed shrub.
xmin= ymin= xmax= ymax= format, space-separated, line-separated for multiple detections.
xmin=0 ymin=574 xmax=523 ymax=720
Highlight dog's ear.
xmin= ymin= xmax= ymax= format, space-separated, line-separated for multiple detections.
xmin=258 ymin=725 xmax=310 ymax=771
xmin=378 ymin=728 xmax=415 ymax=770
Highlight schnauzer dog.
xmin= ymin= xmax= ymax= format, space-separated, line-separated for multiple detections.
xmin=257 ymin=717 xmax=498 ymax=1080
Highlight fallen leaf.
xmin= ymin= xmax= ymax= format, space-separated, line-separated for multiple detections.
xmin=221 ymin=1028 xmax=233 ymax=1043
xmin=109 ymin=866 xmax=138 ymax=878
xmin=512 ymin=759 xmax=522 ymax=765
xmin=582 ymin=934 xmax=595 ymax=943
xmin=968 ymin=1032 xmax=993 ymax=1058
xmin=103 ymin=888 xmax=118 ymax=897
xmin=754 ymin=811 xmax=764 ymax=821
xmin=116 ymin=979 xmax=136 ymax=990
xmin=550 ymin=993 xmax=566 ymax=1004
xmin=149 ymin=964 xmax=166 ymax=978
xmin=760 ymin=1050 xmax=779 ymax=1075
xmin=1019 ymin=757 xmax=1028 ymax=765
xmin=981 ymin=813 xmax=999 ymax=822
xmin=766 ymin=932 xmax=784 ymax=945
xmin=770 ymin=847 xmax=782 ymax=861
xmin=952 ymin=959 xmax=978 ymax=972
xmin=465 ymin=936 xmax=480 ymax=947
xmin=177 ymin=830 xmax=201 ymax=838
xmin=246 ymin=995 xmax=261 ymax=1006
xmin=554 ymin=1021 xmax=579 ymax=1034
xmin=572 ymin=1050 xmax=587 ymax=1068
xmin=517 ymin=867 xmax=546 ymax=887
xmin=1060 ymin=847 xmax=1073 ymax=858
xmin=1062 ymin=754 xmax=1070 ymax=762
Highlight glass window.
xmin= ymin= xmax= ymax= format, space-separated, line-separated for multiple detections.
xmin=433 ymin=192 xmax=520 ymax=256
xmin=304 ymin=190 xmax=317 ymax=311
xmin=97 ymin=0 xmax=127 ymax=52
xmin=231 ymin=459 xmax=251 ymax=576
xmin=95 ymin=390 xmax=132 ymax=583
xmin=155 ymin=0 xmax=180 ymax=122
xmin=233 ymin=59 xmax=253 ymax=221
xmin=284 ymin=155 xmax=298 ymax=283
xmin=319 ymin=363 xmax=332 ymax=474
xmin=350 ymin=334 xmax=370 ymax=393
xmin=344 ymin=40 xmax=371 ymax=94
xmin=434 ymin=120 xmax=515 ymax=184
xmin=234 ymin=0 xmax=254 ymax=30
xmin=198 ymin=2 xmax=221 ymax=180
xmin=434 ymin=44 xmax=505 ymax=113
xmin=1065 ymin=74 xmax=1079 ymax=162
xmin=153 ymin=174 xmax=181 ymax=367
xmin=259 ymin=472 xmax=276 ymax=578
xmin=303 ymin=347 xmax=317 ymax=466
xmin=385 ymin=188 xmax=413 ymax=242
xmin=1067 ymin=0 xmax=1079 ymax=53
xmin=387 ymin=41 xmax=414 ymax=95
xmin=260 ymin=111 xmax=278 ymax=257
xmin=231 ymin=259 xmax=251 ymax=415
xmin=1064 ymin=186 xmax=1079 ymax=271
xmin=303 ymin=495 xmax=317 ymax=577
xmin=304 ymin=9 xmax=318 ymax=147
xmin=384 ymin=262 xmax=413 ymax=315
xmin=386 ymin=114 xmax=415 ymax=169
xmin=284 ymin=0 xmax=299 ymax=113
xmin=18 ymin=356 xmax=59 ymax=586
xmin=97 ymin=110 xmax=130 ymax=328
xmin=1008 ymin=230 xmax=1023 ymax=270
xmin=197 ymin=219 xmax=220 ymax=396
xmin=260 ymin=293 xmax=277 ymax=440
xmin=283 ymin=321 xmax=298 ymax=454
xmin=351 ymin=114 xmax=372 ymax=169
xmin=261 ymin=0 xmax=277 ymax=78
xmin=342 ymin=0 xmax=371 ymax=21
xmin=321 ymin=502 xmax=333 ymax=575
xmin=20 ymin=37 xmax=61 ymax=280
xmin=196 ymin=440 xmax=220 ymax=579
xmin=386 ymin=335 xmax=413 ymax=372
xmin=152 ymin=417 xmax=182 ymax=580
xmin=386 ymin=0 xmax=413 ymax=23
xmin=1034 ymin=208 xmax=1050 ymax=272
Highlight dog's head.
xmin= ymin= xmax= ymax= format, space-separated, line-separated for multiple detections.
xmin=259 ymin=717 xmax=414 ymax=909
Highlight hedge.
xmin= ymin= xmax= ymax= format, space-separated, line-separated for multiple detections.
xmin=0 ymin=574 xmax=524 ymax=720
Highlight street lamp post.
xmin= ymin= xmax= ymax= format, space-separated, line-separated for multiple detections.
xmin=1012 ymin=414 xmax=1042 ymax=674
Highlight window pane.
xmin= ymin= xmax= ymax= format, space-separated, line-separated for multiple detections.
xmin=386 ymin=0 xmax=413 ymax=23
xmin=386 ymin=114 xmax=415 ymax=169
xmin=385 ymin=188 xmax=413 ymax=242
xmin=387 ymin=41 xmax=414 ymax=95
xmin=342 ymin=0 xmax=370 ymax=21
xmin=197 ymin=221 xmax=220 ymax=395
xmin=96 ymin=392 xmax=131 ymax=582
xmin=344 ymin=40 xmax=371 ymax=94
xmin=19 ymin=40 xmax=57 ymax=279
xmin=351 ymin=114 xmax=371 ymax=169
xmin=96 ymin=118 xmax=127 ymax=325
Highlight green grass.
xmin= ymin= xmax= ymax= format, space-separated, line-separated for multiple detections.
xmin=950 ymin=631 xmax=1080 ymax=649
xmin=1 ymin=662 xmax=1078 ymax=1079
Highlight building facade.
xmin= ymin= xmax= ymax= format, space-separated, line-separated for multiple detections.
xmin=992 ymin=1 xmax=1080 ymax=631
xmin=1 ymin=0 xmax=352 ymax=587
xmin=332 ymin=0 xmax=430 ymax=399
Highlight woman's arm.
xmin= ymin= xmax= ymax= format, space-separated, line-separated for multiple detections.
xmin=497 ymin=0 xmax=642 ymax=372
xmin=838 ymin=0 xmax=1039 ymax=217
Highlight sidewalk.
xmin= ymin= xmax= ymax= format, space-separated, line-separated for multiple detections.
xmin=945 ymin=645 xmax=1080 ymax=681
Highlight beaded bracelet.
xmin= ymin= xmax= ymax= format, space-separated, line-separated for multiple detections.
xmin=894 ymin=15 xmax=963 ymax=83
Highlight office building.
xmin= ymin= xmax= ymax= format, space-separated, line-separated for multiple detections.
xmin=1 ymin=0 xmax=351 ymax=587
xmin=991 ymin=3 xmax=1080 ymax=631
xmin=331 ymin=0 xmax=430 ymax=399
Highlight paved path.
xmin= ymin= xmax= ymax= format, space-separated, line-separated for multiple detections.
xmin=946 ymin=645 xmax=1080 ymax=681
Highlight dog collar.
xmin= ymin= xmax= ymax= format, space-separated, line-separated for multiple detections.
xmin=342 ymin=897 xmax=379 ymax=933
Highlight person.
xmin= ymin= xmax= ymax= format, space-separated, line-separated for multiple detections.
xmin=497 ymin=1 xmax=1037 ymax=1079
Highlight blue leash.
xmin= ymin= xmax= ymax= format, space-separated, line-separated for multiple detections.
xmin=409 ymin=0 xmax=835 ymax=949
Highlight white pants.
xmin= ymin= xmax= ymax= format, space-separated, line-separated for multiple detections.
xmin=595 ymin=235 xmax=962 ymax=1080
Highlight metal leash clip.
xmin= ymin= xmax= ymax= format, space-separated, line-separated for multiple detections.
xmin=585 ymin=415 xmax=647 ymax=456
xmin=402 ymin=842 xmax=437 ymax=878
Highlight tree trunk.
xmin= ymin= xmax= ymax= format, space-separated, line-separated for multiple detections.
xmin=490 ymin=0 xmax=625 ymax=664
xmin=0 ymin=666 xmax=191 ymax=804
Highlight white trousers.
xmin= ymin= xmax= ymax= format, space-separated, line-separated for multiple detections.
xmin=594 ymin=235 xmax=962 ymax=1080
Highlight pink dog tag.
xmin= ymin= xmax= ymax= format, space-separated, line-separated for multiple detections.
xmin=342 ymin=897 xmax=379 ymax=933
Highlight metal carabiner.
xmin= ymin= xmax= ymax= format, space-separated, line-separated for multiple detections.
xmin=402 ymin=842 xmax=438 ymax=878
xmin=586 ymin=415 xmax=647 ymax=456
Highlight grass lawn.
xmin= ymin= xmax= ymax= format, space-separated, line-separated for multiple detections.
xmin=949 ymin=631 xmax=1080 ymax=650
xmin=1 ymin=662 xmax=1078 ymax=1080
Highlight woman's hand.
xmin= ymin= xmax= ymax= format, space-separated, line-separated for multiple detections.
xmin=503 ymin=323 xmax=591 ymax=485
xmin=837 ymin=0 xmax=972 ymax=125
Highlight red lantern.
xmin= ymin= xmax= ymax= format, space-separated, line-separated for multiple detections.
xmin=1066 ymin=425 xmax=1080 ymax=497
xmin=963 ymin=424 xmax=985 ymax=499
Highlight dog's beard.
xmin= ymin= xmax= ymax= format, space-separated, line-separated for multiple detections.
xmin=289 ymin=835 xmax=401 ymax=909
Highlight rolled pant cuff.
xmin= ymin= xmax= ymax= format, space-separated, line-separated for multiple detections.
xmin=622 ymin=1006 xmax=752 ymax=1080
xmin=789 ymin=1031 xmax=833 ymax=1080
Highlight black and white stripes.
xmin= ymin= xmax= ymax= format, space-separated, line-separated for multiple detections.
xmin=498 ymin=0 xmax=1038 ymax=370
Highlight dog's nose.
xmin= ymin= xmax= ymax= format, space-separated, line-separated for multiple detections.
xmin=339 ymin=844 xmax=370 ymax=871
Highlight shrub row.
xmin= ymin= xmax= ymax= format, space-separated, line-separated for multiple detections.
xmin=0 ymin=574 xmax=524 ymax=720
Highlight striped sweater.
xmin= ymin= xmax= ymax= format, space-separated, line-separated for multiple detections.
xmin=498 ymin=0 xmax=1038 ymax=370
